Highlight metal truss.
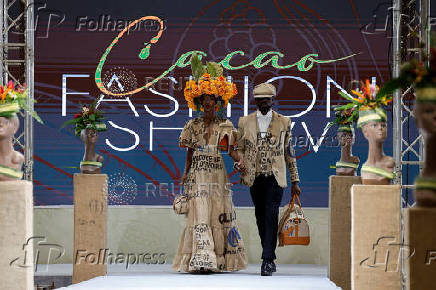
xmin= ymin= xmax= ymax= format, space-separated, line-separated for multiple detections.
xmin=392 ymin=1 xmax=431 ymax=289
xmin=392 ymin=0 xmax=431 ymax=200
xmin=0 ymin=0 xmax=34 ymax=180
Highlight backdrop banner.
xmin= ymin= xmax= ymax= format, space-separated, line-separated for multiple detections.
xmin=32 ymin=0 xmax=414 ymax=206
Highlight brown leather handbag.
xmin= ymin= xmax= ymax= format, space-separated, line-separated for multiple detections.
xmin=278 ymin=194 xmax=310 ymax=246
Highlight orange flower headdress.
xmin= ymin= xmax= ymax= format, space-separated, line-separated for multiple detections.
xmin=0 ymin=80 xmax=43 ymax=123
xmin=183 ymin=53 xmax=237 ymax=112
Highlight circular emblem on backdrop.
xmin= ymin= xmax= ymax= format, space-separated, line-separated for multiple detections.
xmin=227 ymin=226 xmax=241 ymax=247
xmin=108 ymin=172 xmax=138 ymax=205
xmin=102 ymin=66 xmax=138 ymax=97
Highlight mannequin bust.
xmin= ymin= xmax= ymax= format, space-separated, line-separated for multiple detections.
xmin=80 ymin=128 xmax=104 ymax=174
xmin=360 ymin=121 xmax=395 ymax=185
xmin=414 ymin=101 xmax=436 ymax=206
xmin=336 ymin=129 xmax=360 ymax=176
xmin=0 ymin=115 xmax=24 ymax=181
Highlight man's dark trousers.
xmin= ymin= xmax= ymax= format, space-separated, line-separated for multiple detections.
xmin=250 ymin=174 xmax=283 ymax=261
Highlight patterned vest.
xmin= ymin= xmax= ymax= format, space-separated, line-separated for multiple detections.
xmin=255 ymin=131 xmax=274 ymax=177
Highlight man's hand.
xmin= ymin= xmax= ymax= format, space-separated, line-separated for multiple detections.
xmin=291 ymin=181 xmax=301 ymax=197
xmin=234 ymin=159 xmax=247 ymax=175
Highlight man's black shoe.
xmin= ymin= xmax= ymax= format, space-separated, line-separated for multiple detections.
xmin=261 ymin=260 xmax=273 ymax=276
xmin=271 ymin=261 xmax=276 ymax=272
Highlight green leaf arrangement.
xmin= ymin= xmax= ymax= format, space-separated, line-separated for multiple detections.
xmin=190 ymin=53 xmax=225 ymax=81
xmin=331 ymin=91 xmax=360 ymax=125
xmin=61 ymin=102 xmax=106 ymax=137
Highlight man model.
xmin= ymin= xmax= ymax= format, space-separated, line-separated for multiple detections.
xmin=235 ymin=82 xmax=301 ymax=276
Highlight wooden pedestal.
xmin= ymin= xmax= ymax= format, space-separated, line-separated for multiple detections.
xmin=328 ymin=176 xmax=361 ymax=290
xmin=405 ymin=207 xmax=436 ymax=290
xmin=0 ymin=181 xmax=33 ymax=290
xmin=351 ymin=185 xmax=401 ymax=290
xmin=73 ymin=174 xmax=108 ymax=284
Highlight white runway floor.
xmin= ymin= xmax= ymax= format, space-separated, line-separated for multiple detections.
xmin=49 ymin=264 xmax=341 ymax=290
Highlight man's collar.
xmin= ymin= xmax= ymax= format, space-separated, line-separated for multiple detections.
xmin=256 ymin=109 xmax=272 ymax=118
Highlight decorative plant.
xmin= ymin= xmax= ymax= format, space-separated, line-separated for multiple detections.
xmin=0 ymin=80 xmax=43 ymax=123
xmin=61 ymin=102 xmax=106 ymax=136
xmin=331 ymin=105 xmax=358 ymax=132
xmin=333 ymin=79 xmax=392 ymax=128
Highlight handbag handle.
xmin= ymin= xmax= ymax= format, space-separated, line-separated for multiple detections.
xmin=289 ymin=193 xmax=302 ymax=209
xmin=289 ymin=194 xmax=304 ymax=219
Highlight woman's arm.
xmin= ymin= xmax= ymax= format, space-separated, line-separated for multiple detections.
xmin=229 ymin=146 xmax=240 ymax=162
xmin=230 ymin=146 xmax=246 ymax=174
xmin=229 ymin=129 xmax=247 ymax=174
xmin=180 ymin=147 xmax=194 ymax=185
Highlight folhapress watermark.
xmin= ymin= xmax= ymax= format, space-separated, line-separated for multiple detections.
xmin=360 ymin=236 xmax=414 ymax=272
xmin=74 ymin=249 xmax=167 ymax=269
xmin=9 ymin=1 xmax=66 ymax=39
xmin=75 ymin=15 xmax=167 ymax=34
xmin=10 ymin=236 xmax=167 ymax=271
xmin=425 ymin=250 xmax=436 ymax=265
xmin=9 ymin=236 xmax=65 ymax=272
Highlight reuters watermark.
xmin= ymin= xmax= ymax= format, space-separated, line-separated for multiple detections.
xmin=74 ymin=249 xmax=167 ymax=269
xmin=145 ymin=182 xmax=233 ymax=199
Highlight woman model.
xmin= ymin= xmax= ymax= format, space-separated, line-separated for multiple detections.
xmin=172 ymin=54 xmax=248 ymax=273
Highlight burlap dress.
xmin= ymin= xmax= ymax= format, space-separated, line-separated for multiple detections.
xmin=172 ymin=117 xmax=248 ymax=272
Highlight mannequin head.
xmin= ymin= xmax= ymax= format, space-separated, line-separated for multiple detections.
xmin=361 ymin=121 xmax=387 ymax=143
xmin=414 ymin=102 xmax=436 ymax=137
xmin=337 ymin=129 xmax=355 ymax=147
xmin=0 ymin=115 xmax=19 ymax=140
xmin=80 ymin=128 xmax=98 ymax=145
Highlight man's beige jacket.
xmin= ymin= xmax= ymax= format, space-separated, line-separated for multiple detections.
xmin=237 ymin=111 xmax=300 ymax=188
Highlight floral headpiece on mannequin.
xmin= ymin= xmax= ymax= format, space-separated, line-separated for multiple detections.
xmin=334 ymin=79 xmax=392 ymax=129
xmin=331 ymin=105 xmax=358 ymax=133
xmin=0 ymin=80 xmax=43 ymax=123
xmin=61 ymin=103 xmax=106 ymax=136
xmin=183 ymin=53 xmax=237 ymax=114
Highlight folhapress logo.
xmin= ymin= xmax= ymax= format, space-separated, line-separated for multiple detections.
xmin=425 ymin=250 xmax=436 ymax=265
xmin=10 ymin=1 xmax=66 ymax=39
xmin=9 ymin=236 xmax=65 ymax=272
xmin=360 ymin=236 xmax=415 ymax=272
